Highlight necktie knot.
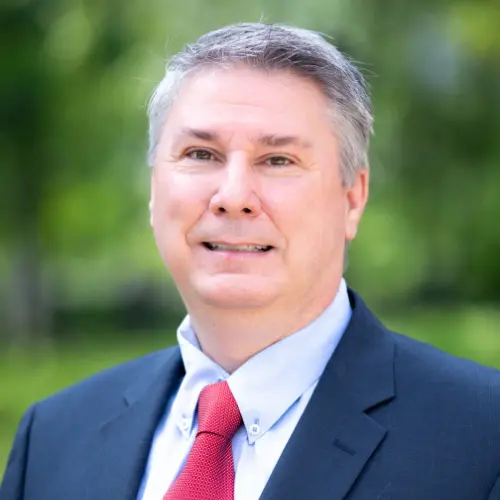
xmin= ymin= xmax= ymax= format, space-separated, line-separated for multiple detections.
xmin=197 ymin=381 xmax=242 ymax=439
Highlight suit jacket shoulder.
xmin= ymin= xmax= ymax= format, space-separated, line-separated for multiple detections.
xmin=390 ymin=327 xmax=500 ymax=415
xmin=0 ymin=345 xmax=185 ymax=500
xmin=34 ymin=345 xmax=182 ymax=424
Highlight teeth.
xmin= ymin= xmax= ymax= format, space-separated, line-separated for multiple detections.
xmin=205 ymin=243 xmax=271 ymax=252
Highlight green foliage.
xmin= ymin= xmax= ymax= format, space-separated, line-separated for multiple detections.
xmin=2 ymin=0 xmax=500 ymax=338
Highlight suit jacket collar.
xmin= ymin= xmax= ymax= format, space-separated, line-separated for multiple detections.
xmin=84 ymin=347 xmax=185 ymax=500
xmin=259 ymin=289 xmax=395 ymax=500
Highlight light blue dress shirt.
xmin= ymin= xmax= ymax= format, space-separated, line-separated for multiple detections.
xmin=138 ymin=278 xmax=351 ymax=500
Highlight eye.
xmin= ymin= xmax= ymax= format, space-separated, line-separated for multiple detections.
xmin=185 ymin=149 xmax=215 ymax=161
xmin=266 ymin=156 xmax=293 ymax=167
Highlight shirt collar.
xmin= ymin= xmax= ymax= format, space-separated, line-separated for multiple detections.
xmin=171 ymin=278 xmax=351 ymax=443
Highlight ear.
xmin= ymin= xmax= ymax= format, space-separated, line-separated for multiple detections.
xmin=345 ymin=168 xmax=369 ymax=241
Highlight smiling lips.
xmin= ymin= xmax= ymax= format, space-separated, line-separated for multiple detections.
xmin=203 ymin=242 xmax=273 ymax=253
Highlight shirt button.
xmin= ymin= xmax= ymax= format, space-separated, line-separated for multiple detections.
xmin=249 ymin=423 xmax=261 ymax=436
xmin=181 ymin=418 xmax=190 ymax=432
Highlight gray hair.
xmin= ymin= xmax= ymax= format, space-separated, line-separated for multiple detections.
xmin=147 ymin=23 xmax=373 ymax=186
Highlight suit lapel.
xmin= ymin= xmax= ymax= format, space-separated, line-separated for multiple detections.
xmin=82 ymin=347 xmax=185 ymax=500
xmin=260 ymin=291 xmax=395 ymax=500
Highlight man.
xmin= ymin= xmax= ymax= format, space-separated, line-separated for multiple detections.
xmin=1 ymin=22 xmax=500 ymax=500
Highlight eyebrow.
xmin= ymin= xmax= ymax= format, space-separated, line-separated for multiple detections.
xmin=257 ymin=134 xmax=312 ymax=149
xmin=177 ymin=128 xmax=312 ymax=149
xmin=180 ymin=128 xmax=220 ymax=142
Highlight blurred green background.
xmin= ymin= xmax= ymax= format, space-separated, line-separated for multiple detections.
xmin=1 ymin=0 xmax=500 ymax=478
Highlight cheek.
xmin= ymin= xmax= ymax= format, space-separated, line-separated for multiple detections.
xmin=152 ymin=173 xmax=209 ymax=225
xmin=280 ymin=180 xmax=347 ymax=256
xmin=268 ymin=174 xmax=344 ymax=226
xmin=151 ymin=175 xmax=207 ymax=270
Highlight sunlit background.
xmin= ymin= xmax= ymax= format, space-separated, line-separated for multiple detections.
xmin=1 ymin=0 xmax=499 ymax=476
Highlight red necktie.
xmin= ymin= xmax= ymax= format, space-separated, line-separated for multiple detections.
xmin=163 ymin=381 xmax=243 ymax=500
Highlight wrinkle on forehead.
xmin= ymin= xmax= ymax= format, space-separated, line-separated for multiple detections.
xmin=173 ymin=127 xmax=313 ymax=149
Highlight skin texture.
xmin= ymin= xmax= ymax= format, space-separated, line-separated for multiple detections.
xmin=150 ymin=66 xmax=369 ymax=372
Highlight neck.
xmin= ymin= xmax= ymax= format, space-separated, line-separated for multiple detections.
xmin=186 ymin=280 xmax=342 ymax=373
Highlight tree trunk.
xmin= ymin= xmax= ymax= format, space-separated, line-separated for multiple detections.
xmin=4 ymin=227 xmax=52 ymax=349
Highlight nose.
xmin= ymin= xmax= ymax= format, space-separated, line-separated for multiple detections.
xmin=209 ymin=156 xmax=262 ymax=217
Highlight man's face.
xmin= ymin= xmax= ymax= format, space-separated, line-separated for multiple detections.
xmin=151 ymin=66 xmax=368 ymax=312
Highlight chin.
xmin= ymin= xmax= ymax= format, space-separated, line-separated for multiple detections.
xmin=193 ymin=274 xmax=280 ymax=310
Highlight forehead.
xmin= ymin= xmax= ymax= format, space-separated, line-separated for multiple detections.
xmin=162 ymin=66 xmax=334 ymax=141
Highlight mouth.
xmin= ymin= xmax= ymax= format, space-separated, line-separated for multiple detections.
xmin=202 ymin=242 xmax=274 ymax=253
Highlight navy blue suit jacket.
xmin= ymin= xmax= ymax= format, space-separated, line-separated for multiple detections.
xmin=2 ymin=290 xmax=500 ymax=499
